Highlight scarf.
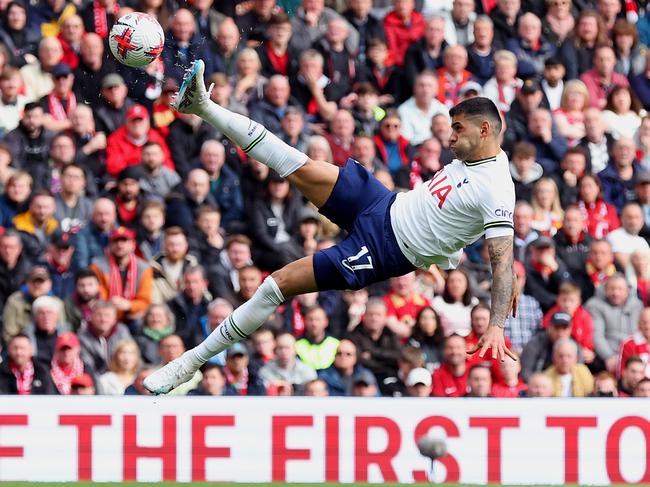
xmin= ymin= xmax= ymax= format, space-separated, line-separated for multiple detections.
xmin=292 ymin=299 xmax=305 ymax=337
xmin=93 ymin=0 xmax=119 ymax=38
xmin=10 ymin=360 xmax=34 ymax=395
xmin=585 ymin=259 xmax=617 ymax=287
xmin=48 ymin=92 xmax=76 ymax=121
xmin=50 ymin=356 xmax=84 ymax=395
xmin=578 ymin=199 xmax=614 ymax=239
xmin=142 ymin=325 xmax=175 ymax=342
xmin=107 ymin=252 xmax=138 ymax=300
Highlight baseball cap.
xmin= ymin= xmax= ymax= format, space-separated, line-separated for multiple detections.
xmin=353 ymin=370 xmax=378 ymax=387
xmin=109 ymin=226 xmax=136 ymax=241
xmin=636 ymin=171 xmax=650 ymax=185
xmin=406 ymin=367 xmax=432 ymax=387
xmin=70 ymin=373 xmax=94 ymax=388
xmin=51 ymin=63 xmax=72 ymax=78
xmin=460 ymin=81 xmax=483 ymax=97
xmin=117 ymin=165 xmax=144 ymax=182
xmin=126 ymin=104 xmax=149 ymax=121
xmin=298 ymin=207 xmax=319 ymax=223
xmin=530 ymin=235 xmax=555 ymax=249
xmin=55 ymin=331 xmax=80 ymax=351
xmin=520 ymin=78 xmax=541 ymax=95
xmin=550 ymin=311 xmax=571 ymax=327
xmin=101 ymin=73 xmax=125 ymax=89
xmin=27 ymin=266 xmax=50 ymax=282
xmin=50 ymin=230 xmax=74 ymax=248
xmin=226 ymin=342 xmax=249 ymax=358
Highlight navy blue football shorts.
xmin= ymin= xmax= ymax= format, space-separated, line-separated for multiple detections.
xmin=313 ymin=159 xmax=416 ymax=291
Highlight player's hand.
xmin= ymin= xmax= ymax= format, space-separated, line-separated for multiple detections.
xmin=467 ymin=325 xmax=517 ymax=362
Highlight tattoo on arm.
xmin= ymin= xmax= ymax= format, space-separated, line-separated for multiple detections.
xmin=487 ymin=235 xmax=515 ymax=328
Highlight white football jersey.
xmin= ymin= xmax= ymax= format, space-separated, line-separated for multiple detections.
xmin=390 ymin=150 xmax=515 ymax=270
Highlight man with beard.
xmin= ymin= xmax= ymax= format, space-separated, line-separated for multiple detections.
xmin=4 ymin=102 xmax=54 ymax=172
xmin=112 ymin=166 xmax=144 ymax=228
xmin=64 ymin=269 xmax=101 ymax=331
xmin=13 ymin=190 xmax=58 ymax=262
xmin=75 ymin=198 xmax=117 ymax=268
xmin=73 ymin=33 xmax=115 ymax=106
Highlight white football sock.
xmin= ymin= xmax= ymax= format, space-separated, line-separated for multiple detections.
xmin=186 ymin=276 xmax=285 ymax=366
xmin=198 ymin=100 xmax=307 ymax=177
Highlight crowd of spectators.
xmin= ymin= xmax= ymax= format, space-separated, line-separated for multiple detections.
xmin=0 ymin=0 xmax=650 ymax=398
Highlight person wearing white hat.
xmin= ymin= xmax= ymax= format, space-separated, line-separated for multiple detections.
xmin=405 ymin=367 xmax=432 ymax=397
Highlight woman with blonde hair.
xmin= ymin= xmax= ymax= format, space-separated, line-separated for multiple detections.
xmin=531 ymin=177 xmax=564 ymax=236
xmin=231 ymin=48 xmax=267 ymax=106
xmin=553 ymin=80 xmax=589 ymax=146
xmin=306 ymin=135 xmax=334 ymax=165
xmin=98 ymin=339 xmax=141 ymax=395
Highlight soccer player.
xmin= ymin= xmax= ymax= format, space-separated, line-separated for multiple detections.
xmin=144 ymin=61 xmax=518 ymax=394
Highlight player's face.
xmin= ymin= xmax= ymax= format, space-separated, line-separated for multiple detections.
xmin=449 ymin=115 xmax=482 ymax=161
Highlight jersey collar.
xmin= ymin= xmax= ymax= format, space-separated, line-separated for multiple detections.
xmin=463 ymin=155 xmax=497 ymax=166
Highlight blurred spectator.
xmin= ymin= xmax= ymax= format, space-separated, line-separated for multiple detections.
xmin=78 ymin=0 xmax=117 ymax=38
xmin=505 ymin=260 xmax=543 ymax=353
xmin=42 ymin=230 xmax=77 ymax=300
xmin=617 ymin=307 xmax=650 ymax=378
xmin=554 ymin=148 xmax=587 ymax=208
xmin=466 ymin=302 xmax=513 ymax=378
xmin=618 ymin=354 xmax=645 ymax=396
xmin=212 ymin=18 xmax=243 ymax=77
xmin=157 ymin=334 xmax=202 ymax=395
xmin=40 ymin=63 xmax=75 ymax=133
xmin=395 ymin=138 xmax=442 ymax=190
xmin=94 ymin=73 xmax=136 ymax=136
xmin=630 ymin=51 xmax=650 ymax=110
xmin=69 ymin=105 xmax=107 ymax=185
xmin=525 ymin=371 xmax=554 ymax=397
xmin=318 ymin=338 xmax=373 ymax=396
xmin=49 ymin=331 xmax=92 ymax=395
xmin=90 ymin=226 xmax=153 ymax=323
xmin=136 ymin=200 xmax=165 ymax=261
xmin=483 ymin=50 xmax=521 ymax=114
xmin=503 ymin=79 xmax=549 ymax=154
xmin=24 ymin=295 xmax=67 ymax=365
xmin=441 ymin=0 xmax=475 ymax=46
xmin=543 ymin=282 xmax=595 ymax=364
xmin=432 ymin=269 xmax=478 ymax=337
xmin=513 ymin=201 xmax=539 ymax=263
xmin=0 ymin=334 xmax=57 ymax=394
xmin=189 ymin=0 xmax=222 ymax=42
xmin=510 ymin=143 xmax=543 ymax=202
xmin=531 ymin=178 xmax=564 ymax=236
xmin=166 ymin=169 xmax=218 ymax=232
xmin=634 ymin=377 xmax=650 ymax=396
xmin=189 ymin=362 xmax=237 ymax=396
xmin=0 ymin=2 xmax=39 ymax=68
xmin=383 ymin=0 xmax=424 ymax=67
xmin=291 ymin=0 xmax=358 ymax=55
xmin=322 ymin=109 xmax=355 ymax=166
xmin=303 ymin=377 xmax=329 ymax=396
xmin=542 ymin=0 xmax=574 ymax=46
xmin=259 ymin=331 xmax=317 ymax=393
xmin=578 ymin=109 xmax=612 ymax=175
xmin=397 ymin=71 xmax=448 ymax=146
xmin=55 ymin=164 xmax=92 ymax=233
xmin=138 ymin=142 xmax=181 ymax=200
xmin=591 ymin=371 xmax=618 ymax=397
xmin=98 ymin=339 xmax=140 ymax=395
xmin=585 ymin=273 xmax=643 ymax=373
xmin=521 ymin=310 xmax=580 ymax=381
xmin=580 ymin=45 xmax=629 ymax=110
xmin=524 ymin=236 xmax=571 ymax=312
xmin=281 ymin=107 xmax=310 ymax=154
xmin=169 ymin=112 xmax=219 ymax=179
xmin=167 ymin=265 xmax=211 ymax=348
xmin=112 ymin=167 xmax=145 ymax=227
xmin=0 ymin=230 xmax=31 ymax=310
xmin=489 ymin=0 xmax=521 ymax=48
xmin=603 ymin=86 xmax=643 ymax=142
xmin=351 ymin=368 xmax=379 ymax=396
xmin=553 ymin=206 xmax=592 ymax=289
xmin=358 ymin=38 xmax=402 ymax=106
xmin=436 ymin=45 xmax=473 ymax=110
xmin=151 ymin=227 xmax=199 ymax=304
xmin=0 ymin=68 xmax=27 ymax=135
xmin=5 ymin=103 xmax=55 ymax=174
xmin=553 ymin=80 xmax=589 ymax=147
xmin=505 ymin=13 xmax=556 ymax=80
xmin=105 ymin=104 xmax=173 ymax=177
xmin=19 ymin=37 xmax=62 ymax=101
xmin=374 ymin=110 xmax=414 ymax=177
xmin=258 ymin=13 xmax=299 ymax=79
xmin=2 ymin=266 xmax=65 ymax=344
xmin=465 ymin=364 xmax=492 ymax=397
xmin=492 ymin=354 xmax=527 ymax=397
xmin=124 ymin=367 xmax=154 ymax=395
xmin=347 ymin=298 xmax=400 ymax=390
xmin=248 ymin=325 xmax=275 ymax=383
xmin=135 ymin=303 xmax=175 ymax=365
xmin=315 ymin=19 xmax=356 ymax=104
xmin=466 ymin=15 xmax=496 ymax=85
xmin=343 ymin=0 xmax=385 ymax=64
xmin=403 ymin=16 xmax=447 ymax=90
xmin=295 ymin=305 xmax=340 ymax=370
xmin=405 ymin=367 xmax=432 ymax=397
xmin=188 ymin=205 xmax=223 ymax=267
xmin=541 ymin=57 xmax=565 ymax=112
xmin=597 ymin=0 xmax=621 ymax=32
xmin=384 ymin=272 xmax=430 ymax=339
xmin=431 ymin=334 xmax=468 ymax=397
xmin=75 ymin=198 xmax=117 ymax=268
xmin=525 ymin=109 xmax=568 ymax=173
xmin=544 ymin=338 xmax=594 ymax=397
xmin=78 ymin=301 xmax=131 ymax=374
xmin=607 ymin=202 xmax=649 ymax=268
xmin=625 ymin=250 xmax=650 ymax=306
xmin=577 ymin=175 xmax=620 ymax=240
xmin=290 ymin=49 xmax=338 ymax=122
xmin=249 ymin=75 xmax=296 ymax=136
xmin=209 ymin=234 xmax=254 ymax=304
xmin=73 ymin=33 xmax=114 ymax=106
xmin=63 ymin=269 xmax=100 ymax=332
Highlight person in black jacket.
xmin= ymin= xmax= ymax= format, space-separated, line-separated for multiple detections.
xmin=166 ymin=266 xmax=212 ymax=349
xmin=524 ymin=236 xmax=572 ymax=313
xmin=0 ymin=334 xmax=57 ymax=394
xmin=403 ymin=16 xmax=448 ymax=94
xmin=166 ymin=113 xmax=218 ymax=178
xmin=4 ymin=102 xmax=54 ymax=172
xmin=503 ymin=79 xmax=550 ymax=154
xmin=343 ymin=0 xmax=385 ymax=65
xmin=0 ymin=1 xmax=39 ymax=68
xmin=0 ymin=230 xmax=31 ymax=315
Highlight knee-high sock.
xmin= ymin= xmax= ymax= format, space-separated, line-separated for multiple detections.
xmin=186 ymin=276 xmax=285 ymax=366
xmin=198 ymin=100 xmax=307 ymax=177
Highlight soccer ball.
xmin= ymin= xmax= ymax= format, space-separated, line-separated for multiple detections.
xmin=109 ymin=12 xmax=164 ymax=68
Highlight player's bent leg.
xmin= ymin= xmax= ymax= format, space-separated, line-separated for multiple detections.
xmin=143 ymin=256 xmax=318 ymax=395
xmin=286 ymin=160 xmax=339 ymax=209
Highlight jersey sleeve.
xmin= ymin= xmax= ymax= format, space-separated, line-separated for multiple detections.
xmin=477 ymin=183 xmax=515 ymax=239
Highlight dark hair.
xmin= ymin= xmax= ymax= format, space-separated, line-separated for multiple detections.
xmin=23 ymin=102 xmax=42 ymax=112
xmin=9 ymin=332 xmax=31 ymax=344
xmin=563 ymin=146 xmax=587 ymax=161
xmin=513 ymin=142 xmax=536 ymax=160
xmin=574 ymin=10 xmax=609 ymax=47
xmin=142 ymin=140 xmax=162 ymax=150
xmin=164 ymin=225 xmax=186 ymax=239
xmin=468 ymin=363 xmax=491 ymax=377
xmin=225 ymin=234 xmax=252 ymax=249
xmin=200 ymin=362 xmax=225 ymax=376
xmin=75 ymin=268 xmax=99 ymax=283
xmin=442 ymin=269 xmax=474 ymax=306
xmin=61 ymin=163 xmax=85 ymax=176
xmin=470 ymin=302 xmax=491 ymax=317
xmin=399 ymin=346 xmax=425 ymax=367
xmin=605 ymin=85 xmax=642 ymax=115
xmin=30 ymin=189 xmax=54 ymax=200
xmin=269 ymin=11 xmax=290 ymax=26
xmin=625 ymin=355 xmax=644 ymax=369
xmin=612 ymin=19 xmax=639 ymax=48
xmin=411 ymin=306 xmax=445 ymax=346
xmin=304 ymin=304 xmax=326 ymax=318
xmin=577 ymin=173 xmax=604 ymax=202
xmin=449 ymin=97 xmax=503 ymax=136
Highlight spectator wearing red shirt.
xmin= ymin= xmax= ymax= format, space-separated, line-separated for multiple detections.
xmin=580 ymin=45 xmax=630 ymax=110
xmin=577 ymin=174 xmax=620 ymax=240
xmin=436 ymin=45 xmax=474 ymax=109
xmin=105 ymin=104 xmax=174 ymax=177
xmin=384 ymin=272 xmax=431 ymax=340
xmin=383 ymin=0 xmax=425 ymax=67
xmin=431 ymin=334 xmax=467 ymax=397
xmin=322 ymin=109 xmax=355 ymax=167
xmin=466 ymin=303 xmax=512 ymax=381
xmin=617 ymin=307 xmax=650 ymax=378
xmin=618 ymin=355 xmax=645 ymax=396
xmin=543 ymin=282 xmax=595 ymax=364
xmin=465 ymin=364 xmax=492 ymax=397
xmin=491 ymin=354 xmax=527 ymax=398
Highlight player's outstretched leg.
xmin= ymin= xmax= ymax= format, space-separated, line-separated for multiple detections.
xmin=143 ymin=256 xmax=317 ymax=395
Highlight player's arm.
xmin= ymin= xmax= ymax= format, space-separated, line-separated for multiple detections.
xmin=467 ymin=235 xmax=518 ymax=362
